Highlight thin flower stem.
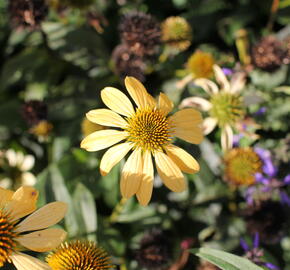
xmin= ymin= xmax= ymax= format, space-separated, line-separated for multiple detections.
xmin=267 ymin=0 xmax=280 ymax=32
xmin=109 ymin=197 xmax=128 ymax=223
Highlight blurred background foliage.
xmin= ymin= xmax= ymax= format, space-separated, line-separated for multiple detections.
xmin=0 ymin=0 xmax=290 ymax=269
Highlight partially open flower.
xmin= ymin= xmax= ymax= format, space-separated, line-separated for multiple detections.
xmin=186 ymin=51 xmax=215 ymax=79
xmin=46 ymin=240 xmax=112 ymax=270
xmin=0 ymin=149 xmax=36 ymax=189
xmin=111 ymin=44 xmax=146 ymax=82
xmin=180 ymin=65 xmax=246 ymax=151
xmin=161 ymin=16 xmax=192 ymax=51
xmin=8 ymin=0 xmax=48 ymax=29
xmin=0 ymin=186 xmax=67 ymax=270
xmin=119 ymin=11 xmax=161 ymax=58
xmin=81 ymin=77 xmax=203 ymax=205
xmin=252 ymin=36 xmax=288 ymax=72
xmin=224 ymin=147 xmax=262 ymax=186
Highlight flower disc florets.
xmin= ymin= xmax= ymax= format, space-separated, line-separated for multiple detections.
xmin=210 ymin=92 xmax=244 ymax=128
xmin=126 ymin=108 xmax=172 ymax=151
xmin=0 ymin=211 xmax=17 ymax=266
xmin=46 ymin=240 xmax=112 ymax=270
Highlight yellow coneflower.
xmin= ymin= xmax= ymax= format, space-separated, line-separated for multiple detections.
xmin=0 ymin=186 xmax=67 ymax=270
xmin=46 ymin=240 xmax=112 ymax=270
xmin=180 ymin=65 xmax=246 ymax=151
xmin=81 ymin=117 xmax=104 ymax=137
xmin=81 ymin=77 xmax=203 ymax=206
xmin=161 ymin=16 xmax=192 ymax=51
xmin=224 ymin=147 xmax=262 ymax=186
xmin=186 ymin=51 xmax=215 ymax=79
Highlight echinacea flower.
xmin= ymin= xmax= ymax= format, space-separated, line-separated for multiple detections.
xmin=224 ymin=147 xmax=262 ymax=186
xmin=0 ymin=186 xmax=67 ymax=270
xmin=46 ymin=240 xmax=112 ymax=270
xmin=81 ymin=77 xmax=203 ymax=205
xmin=180 ymin=65 xmax=246 ymax=150
xmin=0 ymin=149 xmax=37 ymax=189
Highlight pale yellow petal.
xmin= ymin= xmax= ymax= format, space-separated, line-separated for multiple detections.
xmin=155 ymin=151 xmax=186 ymax=192
xmin=86 ymin=109 xmax=128 ymax=128
xmin=15 ymin=202 xmax=67 ymax=233
xmin=120 ymin=148 xmax=142 ymax=198
xmin=136 ymin=150 xmax=154 ymax=206
xmin=179 ymin=96 xmax=212 ymax=111
xmin=7 ymin=186 xmax=38 ymax=222
xmin=10 ymin=252 xmax=51 ymax=270
xmin=203 ymin=117 xmax=218 ymax=135
xmin=221 ymin=125 xmax=233 ymax=151
xmin=194 ymin=78 xmax=219 ymax=95
xmin=101 ymin=87 xmax=135 ymax=117
xmin=230 ymin=71 xmax=246 ymax=94
xmin=80 ymin=129 xmax=128 ymax=152
xmin=170 ymin=109 xmax=204 ymax=144
xmin=125 ymin=76 xmax=155 ymax=109
xmin=165 ymin=144 xmax=199 ymax=174
xmin=16 ymin=228 xmax=67 ymax=252
xmin=100 ymin=142 xmax=133 ymax=176
xmin=213 ymin=64 xmax=230 ymax=92
xmin=0 ymin=187 xmax=14 ymax=209
xmin=158 ymin=93 xmax=174 ymax=115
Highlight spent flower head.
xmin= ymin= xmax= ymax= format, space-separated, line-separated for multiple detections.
xmin=81 ymin=77 xmax=203 ymax=205
xmin=0 ymin=186 xmax=67 ymax=269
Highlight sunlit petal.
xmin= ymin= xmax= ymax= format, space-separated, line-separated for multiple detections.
xmin=213 ymin=64 xmax=230 ymax=92
xmin=101 ymin=87 xmax=135 ymax=117
xmin=10 ymin=252 xmax=51 ymax=270
xmin=80 ymin=130 xmax=128 ymax=152
xmin=158 ymin=93 xmax=174 ymax=115
xmin=221 ymin=124 xmax=233 ymax=151
xmin=179 ymin=96 xmax=212 ymax=111
xmin=86 ymin=109 xmax=128 ymax=128
xmin=203 ymin=117 xmax=218 ymax=135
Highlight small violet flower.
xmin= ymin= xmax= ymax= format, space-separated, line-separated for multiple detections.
xmin=241 ymin=233 xmax=279 ymax=270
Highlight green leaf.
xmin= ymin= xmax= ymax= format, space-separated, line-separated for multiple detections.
xmin=73 ymin=183 xmax=97 ymax=241
xmin=190 ymin=247 xmax=264 ymax=270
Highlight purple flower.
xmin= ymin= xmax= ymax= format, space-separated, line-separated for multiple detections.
xmin=240 ymin=233 xmax=279 ymax=270
xmin=221 ymin=67 xmax=233 ymax=76
xmin=254 ymin=107 xmax=267 ymax=116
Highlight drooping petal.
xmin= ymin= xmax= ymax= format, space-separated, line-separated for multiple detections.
xmin=80 ymin=130 xmax=128 ymax=152
xmin=101 ymin=87 xmax=135 ymax=117
xmin=194 ymin=78 xmax=219 ymax=95
xmin=10 ymin=252 xmax=51 ymax=270
xmin=136 ymin=150 xmax=154 ymax=206
xmin=165 ymin=144 xmax=199 ymax=174
xmin=19 ymin=155 xmax=35 ymax=171
xmin=179 ymin=97 xmax=212 ymax=111
xmin=170 ymin=109 xmax=203 ymax=144
xmin=86 ymin=109 xmax=128 ymax=128
xmin=15 ymin=202 xmax=67 ymax=233
xmin=7 ymin=186 xmax=38 ymax=222
xmin=125 ymin=76 xmax=155 ymax=109
xmin=155 ymin=151 xmax=186 ymax=192
xmin=230 ymin=71 xmax=246 ymax=94
xmin=0 ymin=187 xmax=14 ymax=209
xmin=203 ymin=117 xmax=218 ymax=135
xmin=120 ymin=148 xmax=143 ymax=198
xmin=158 ymin=93 xmax=174 ymax=115
xmin=213 ymin=64 xmax=230 ymax=92
xmin=221 ymin=124 xmax=233 ymax=151
xmin=100 ymin=142 xmax=133 ymax=176
xmin=16 ymin=228 xmax=67 ymax=252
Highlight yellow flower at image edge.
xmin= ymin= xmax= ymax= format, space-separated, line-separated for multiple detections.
xmin=0 ymin=186 xmax=67 ymax=270
xmin=81 ymin=77 xmax=203 ymax=206
xmin=46 ymin=240 xmax=112 ymax=270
